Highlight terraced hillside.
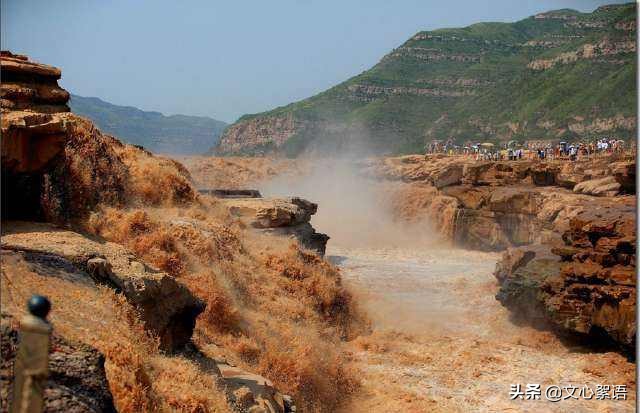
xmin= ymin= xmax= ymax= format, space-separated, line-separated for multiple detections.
xmin=217 ymin=2 xmax=636 ymax=156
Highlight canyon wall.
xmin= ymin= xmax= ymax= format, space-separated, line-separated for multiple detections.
xmin=367 ymin=154 xmax=636 ymax=351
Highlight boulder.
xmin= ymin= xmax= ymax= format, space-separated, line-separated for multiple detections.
xmin=609 ymin=161 xmax=636 ymax=193
xmin=223 ymin=197 xmax=329 ymax=255
xmin=573 ymin=176 xmax=621 ymax=197
xmin=431 ymin=163 xmax=463 ymax=188
xmin=219 ymin=361 xmax=295 ymax=413
xmin=226 ymin=197 xmax=317 ymax=229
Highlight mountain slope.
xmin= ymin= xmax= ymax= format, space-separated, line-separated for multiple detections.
xmin=217 ymin=2 xmax=636 ymax=157
xmin=70 ymin=94 xmax=227 ymax=155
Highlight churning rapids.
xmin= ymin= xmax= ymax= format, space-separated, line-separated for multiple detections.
xmin=259 ymin=160 xmax=635 ymax=412
xmin=328 ymin=245 xmax=635 ymax=412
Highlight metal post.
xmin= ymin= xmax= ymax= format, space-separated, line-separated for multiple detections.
xmin=10 ymin=295 xmax=52 ymax=413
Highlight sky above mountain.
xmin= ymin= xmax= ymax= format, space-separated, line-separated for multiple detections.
xmin=1 ymin=0 xmax=623 ymax=122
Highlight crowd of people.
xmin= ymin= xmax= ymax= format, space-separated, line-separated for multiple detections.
xmin=424 ymin=137 xmax=632 ymax=162
xmin=529 ymin=138 xmax=628 ymax=161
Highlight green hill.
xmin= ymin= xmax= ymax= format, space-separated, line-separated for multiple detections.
xmin=70 ymin=94 xmax=227 ymax=155
xmin=217 ymin=2 xmax=636 ymax=156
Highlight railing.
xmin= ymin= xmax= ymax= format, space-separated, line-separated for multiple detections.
xmin=10 ymin=295 xmax=52 ymax=413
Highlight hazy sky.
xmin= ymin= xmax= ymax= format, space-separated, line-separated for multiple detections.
xmin=1 ymin=0 xmax=621 ymax=122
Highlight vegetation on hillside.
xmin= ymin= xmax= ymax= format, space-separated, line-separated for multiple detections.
xmin=218 ymin=2 xmax=636 ymax=156
xmin=70 ymin=94 xmax=227 ymax=155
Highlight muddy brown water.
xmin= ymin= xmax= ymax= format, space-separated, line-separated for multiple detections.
xmin=257 ymin=161 xmax=635 ymax=411
xmin=328 ymin=245 xmax=635 ymax=413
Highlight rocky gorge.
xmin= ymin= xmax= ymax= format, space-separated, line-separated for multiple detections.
xmin=2 ymin=1 xmax=637 ymax=411
xmin=362 ymin=153 xmax=636 ymax=353
xmin=184 ymin=151 xmax=637 ymax=411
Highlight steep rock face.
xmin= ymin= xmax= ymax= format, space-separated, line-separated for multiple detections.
xmin=216 ymin=3 xmax=636 ymax=156
xmin=373 ymin=154 xmax=635 ymax=349
xmin=1 ymin=222 xmax=204 ymax=352
xmin=221 ymin=197 xmax=329 ymax=255
xmin=217 ymin=113 xmax=304 ymax=155
xmin=371 ymin=155 xmax=635 ymax=251
xmin=0 ymin=51 xmax=70 ymax=114
xmin=1 ymin=313 xmax=115 ymax=412
xmin=1 ymin=52 xmax=195 ymax=221
xmin=495 ymin=205 xmax=636 ymax=351
xmin=1 ymin=51 xmax=71 ymax=176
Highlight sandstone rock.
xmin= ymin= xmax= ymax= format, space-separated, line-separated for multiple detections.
xmin=495 ymin=245 xmax=563 ymax=325
xmin=223 ymin=197 xmax=329 ymax=255
xmin=370 ymin=154 xmax=636 ymax=351
xmin=494 ymin=247 xmax=536 ymax=283
xmin=1 ymin=111 xmax=70 ymax=174
xmin=535 ymin=196 xmax=566 ymax=223
xmin=217 ymin=113 xmax=302 ymax=155
xmin=219 ymin=361 xmax=292 ymax=413
xmin=441 ymin=185 xmax=489 ymax=209
xmin=1 ymin=52 xmax=74 ymax=221
xmin=431 ymin=163 xmax=463 ymax=188
xmin=1 ymin=51 xmax=62 ymax=79
xmin=530 ymin=164 xmax=558 ymax=186
xmin=495 ymin=204 xmax=636 ymax=351
xmin=461 ymin=161 xmax=493 ymax=185
xmin=3 ymin=91 xmax=195 ymax=221
xmin=573 ymin=176 xmax=621 ymax=197
xmin=227 ymin=197 xmax=316 ymax=228
xmin=1 ymin=51 xmax=70 ymax=114
xmin=550 ymin=245 xmax=583 ymax=261
xmin=556 ymin=172 xmax=584 ymax=189
xmin=609 ymin=161 xmax=636 ymax=193
xmin=1 ymin=221 xmax=204 ymax=352
xmin=488 ymin=188 xmax=540 ymax=215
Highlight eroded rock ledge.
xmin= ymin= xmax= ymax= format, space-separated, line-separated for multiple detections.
xmin=1 ymin=221 xmax=204 ymax=352
xmin=369 ymin=154 xmax=636 ymax=350
xmin=221 ymin=196 xmax=329 ymax=256
xmin=495 ymin=206 xmax=635 ymax=352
